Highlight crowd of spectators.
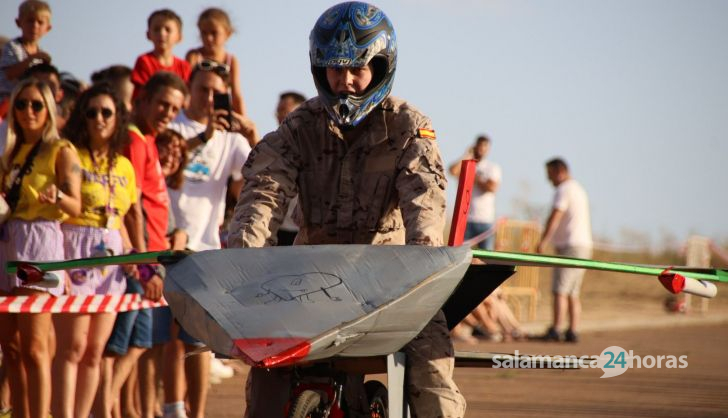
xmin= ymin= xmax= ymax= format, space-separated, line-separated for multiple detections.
xmin=0 ymin=3 xmax=308 ymax=418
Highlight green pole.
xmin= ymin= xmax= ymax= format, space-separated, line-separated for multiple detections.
xmin=472 ymin=249 xmax=728 ymax=283
xmin=5 ymin=250 xmax=182 ymax=274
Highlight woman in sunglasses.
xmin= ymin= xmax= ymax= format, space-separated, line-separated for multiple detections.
xmin=51 ymin=83 xmax=138 ymax=418
xmin=0 ymin=78 xmax=82 ymax=418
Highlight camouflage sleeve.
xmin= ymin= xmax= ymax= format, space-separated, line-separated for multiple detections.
xmin=395 ymin=119 xmax=447 ymax=246
xmin=227 ymin=124 xmax=299 ymax=248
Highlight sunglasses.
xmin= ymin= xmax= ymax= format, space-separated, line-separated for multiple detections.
xmin=197 ymin=59 xmax=230 ymax=76
xmin=85 ymin=107 xmax=115 ymax=120
xmin=14 ymin=99 xmax=45 ymax=113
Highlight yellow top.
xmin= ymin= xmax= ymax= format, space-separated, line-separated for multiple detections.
xmin=4 ymin=139 xmax=75 ymax=222
xmin=65 ymin=148 xmax=137 ymax=229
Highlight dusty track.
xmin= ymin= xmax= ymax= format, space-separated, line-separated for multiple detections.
xmin=205 ymin=322 xmax=728 ymax=417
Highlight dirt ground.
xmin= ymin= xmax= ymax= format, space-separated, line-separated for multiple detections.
xmin=455 ymin=323 xmax=728 ymax=417
xmin=205 ymin=323 xmax=728 ymax=417
xmin=203 ymin=259 xmax=728 ymax=418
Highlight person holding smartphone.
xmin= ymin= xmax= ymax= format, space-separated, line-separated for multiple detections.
xmin=161 ymin=61 xmax=258 ymax=418
xmin=183 ymin=59 xmax=257 ymax=151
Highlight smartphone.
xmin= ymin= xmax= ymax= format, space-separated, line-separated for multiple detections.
xmin=213 ymin=92 xmax=232 ymax=127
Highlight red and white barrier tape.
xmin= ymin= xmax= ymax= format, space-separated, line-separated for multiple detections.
xmin=0 ymin=294 xmax=167 ymax=313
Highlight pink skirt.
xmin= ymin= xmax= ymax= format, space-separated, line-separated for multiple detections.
xmin=62 ymin=224 xmax=125 ymax=295
xmin=1 ymin=219 xmax=65 ymax=296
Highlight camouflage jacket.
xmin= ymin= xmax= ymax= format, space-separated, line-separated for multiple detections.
xmin=227 ymin=96 xmax=447 ymax=247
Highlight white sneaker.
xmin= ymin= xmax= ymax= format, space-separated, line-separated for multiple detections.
xmin=209 ymin=357 xmax=234 ymax=380
xmin=163 ymin=402 xmax=188 ymax=418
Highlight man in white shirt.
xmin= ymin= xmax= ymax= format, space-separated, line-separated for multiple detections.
xmin=168 ymin=66 xmax=256 ymax=250
xmin=161 ymin=62 xmax=257 ymax=418
xmin=537 ymin=158 xmax=592 ymax=343
xmin=449 ymin=135 xmax=502 ymax=249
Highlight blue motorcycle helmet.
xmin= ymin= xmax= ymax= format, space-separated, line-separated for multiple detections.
xmin=309 ymin=2 xmax=397 ymax=126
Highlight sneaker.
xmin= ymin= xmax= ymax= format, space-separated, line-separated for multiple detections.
xmin=471 ymin=326 xmax=486 ymax=337
xmin=481 ymin=330 xmax=504 ymax=343
xmin=564 ymin=330 xmax=579 ymax=343
xmin=163 ymin=401 xmax=187 ymax=418
xmin=540 ymin=327 xmax=561 ymax=342
xmin=511 ymin=329 xmax=527 ymax=341
xmin=472 ymin=327 xmax=503 ymax=342
xmin=209 ymin=357 xmax=235 ymax=380
xmin=451 ymin=325 xmax=479 ymax=345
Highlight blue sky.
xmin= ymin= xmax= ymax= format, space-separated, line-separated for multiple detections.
xmin=2 ymin=0 xmax=726 ymax=249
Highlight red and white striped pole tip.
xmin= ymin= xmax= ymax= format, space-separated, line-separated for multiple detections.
xmin=658 ymin=268 xmax=717 ymax=299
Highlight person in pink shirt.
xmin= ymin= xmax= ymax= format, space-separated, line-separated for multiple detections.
xmin=131 ymin=9 xmax=190 ymax=100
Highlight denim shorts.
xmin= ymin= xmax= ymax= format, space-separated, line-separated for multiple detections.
xmin=105 ymin=276 xmax=153 ymax=355
xmin=152 ymin=306 xmax=203 ymax=347
xmin=465 ymin=221 xmax=494 ymax=250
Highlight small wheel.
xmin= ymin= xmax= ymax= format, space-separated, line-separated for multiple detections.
xmin=365 ymin=380 xmax=388 ymax=418
xmin=289 ymin=389 xmax=323 ymax=418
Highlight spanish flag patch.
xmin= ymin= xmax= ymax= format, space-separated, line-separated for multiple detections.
xmin=417 ymin=129 xmax=436 ymax=140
